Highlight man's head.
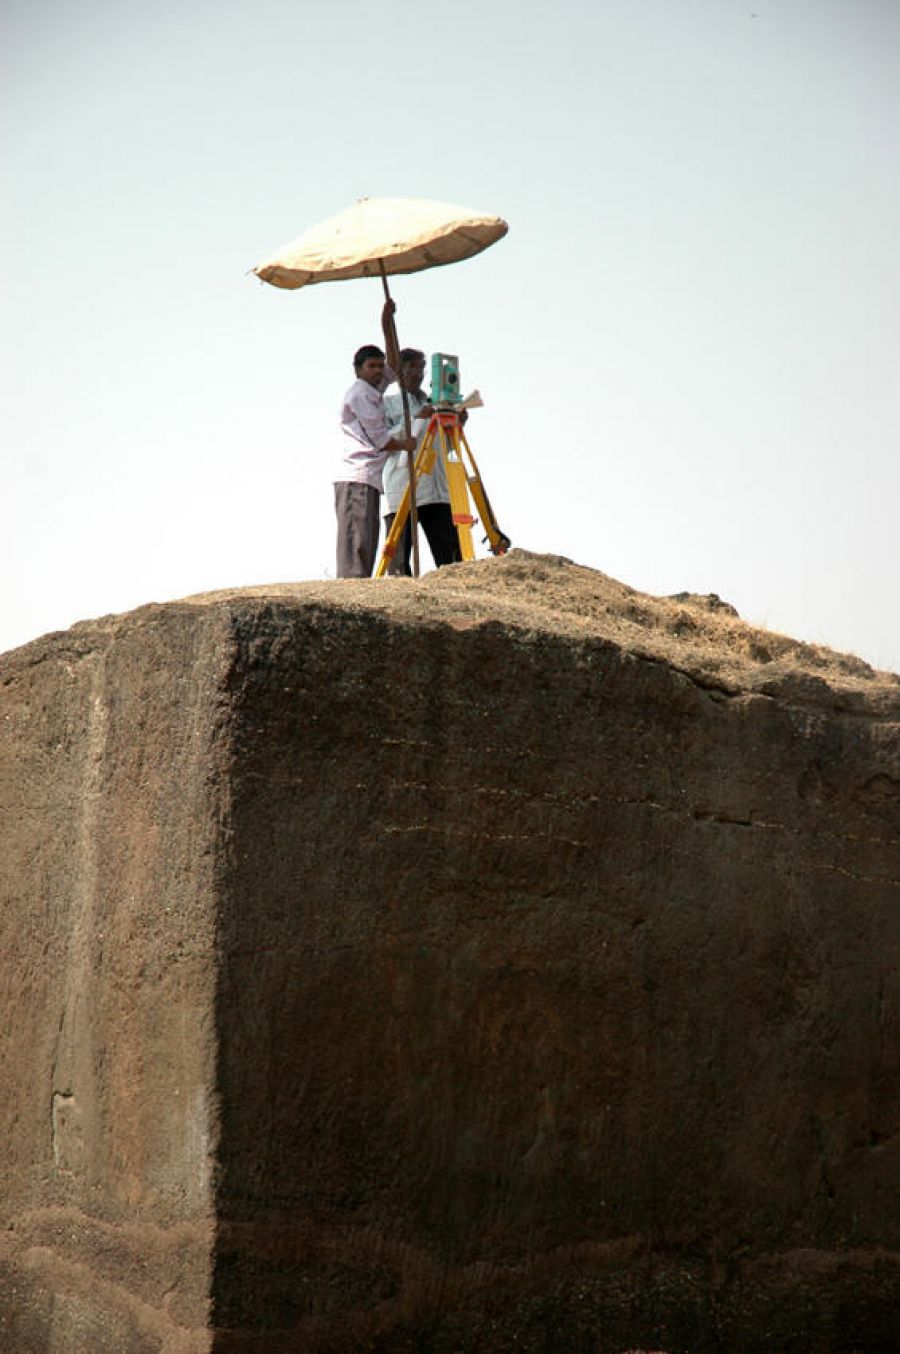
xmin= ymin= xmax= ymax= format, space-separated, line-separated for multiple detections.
xmin=354 ymin=344 xmax=385 ymax=387
xmin=399 ymin=347 xmax=426 ymax=393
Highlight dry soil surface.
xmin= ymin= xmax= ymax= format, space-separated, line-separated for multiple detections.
xmin=172 ymin=550 xmax=899 ymax=715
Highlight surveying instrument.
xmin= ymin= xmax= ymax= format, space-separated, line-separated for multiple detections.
xmin=374 ymin=353 xmax=511 ymax=577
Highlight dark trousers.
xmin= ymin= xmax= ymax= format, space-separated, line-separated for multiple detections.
xmin=383 ymin=502 xmax=462 ymax=575
xmin=335 ymin=481 xmax=380 ymax=578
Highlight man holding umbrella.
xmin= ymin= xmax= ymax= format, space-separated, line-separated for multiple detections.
xmin=252 ymin=196 xmax=508 ymax=576
xmin=335 ymin=301 xmax=417 ymax=578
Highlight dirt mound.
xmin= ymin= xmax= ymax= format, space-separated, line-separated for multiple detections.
xmin=178 ymin=549 xmax=899 ymax=713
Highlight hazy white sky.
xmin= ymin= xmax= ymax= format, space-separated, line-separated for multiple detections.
xmin=5 ymin=0 xmax=899 ymax=670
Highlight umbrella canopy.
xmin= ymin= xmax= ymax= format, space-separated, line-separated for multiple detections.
xmin=253 ymin=196 xmax=508 ymax=290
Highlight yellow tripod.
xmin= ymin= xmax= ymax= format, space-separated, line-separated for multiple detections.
xmin=375 ymin=408 xmax=510 ymax=578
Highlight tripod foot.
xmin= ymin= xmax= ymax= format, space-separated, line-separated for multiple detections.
xmin=486 ymin=532 xmax=511 ymax=556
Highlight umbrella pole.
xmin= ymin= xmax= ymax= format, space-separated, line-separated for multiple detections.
xmin=379 ymin=265 xmax=421 ymax=579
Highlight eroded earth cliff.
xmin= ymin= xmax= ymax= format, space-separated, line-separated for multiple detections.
xmin=1 ymin=552 xmax=898 ymax=1352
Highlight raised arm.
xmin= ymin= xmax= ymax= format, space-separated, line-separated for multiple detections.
xmin=381 ymin=299 xmax=401 ymax=374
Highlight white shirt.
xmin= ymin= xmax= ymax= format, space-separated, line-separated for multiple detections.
xmin=336 ymin=367 xmax=396 ymax=490
xmin=382 ymin=387 xmax=450 ymax=512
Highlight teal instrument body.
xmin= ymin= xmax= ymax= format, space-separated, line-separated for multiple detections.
xmin=431 ymin=352 xmax=461 ymax=405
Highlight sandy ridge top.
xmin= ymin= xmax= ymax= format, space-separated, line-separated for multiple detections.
xmin=178 ymin=550 xmax=898 ymax=714
xmin=6 ymin=552 xmax=899 ymax=715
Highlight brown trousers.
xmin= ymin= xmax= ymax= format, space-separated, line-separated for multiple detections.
xmin=334 ymin=482 xmax=380 ymax=578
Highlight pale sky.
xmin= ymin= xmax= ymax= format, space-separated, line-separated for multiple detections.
xmin=5 ymin=0 xmax=899 ymax=671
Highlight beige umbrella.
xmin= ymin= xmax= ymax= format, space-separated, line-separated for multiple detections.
xmin=253 ymin=196 xmax=508 ymax=290
xmin=253 ymin=196 xmax=508 ymax=576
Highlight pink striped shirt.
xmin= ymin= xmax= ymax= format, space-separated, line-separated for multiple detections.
xmin=337 ymin=367 xmax=397 ymax=489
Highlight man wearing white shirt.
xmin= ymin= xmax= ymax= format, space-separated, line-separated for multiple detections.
xmin=382 ymin=348 xmax=462 ymax=576
xmin=335 ymin=303 xmax=416 ymax=578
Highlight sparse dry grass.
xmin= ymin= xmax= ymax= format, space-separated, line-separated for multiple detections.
xmin=180 ymin=549 xmax=898 ymax=713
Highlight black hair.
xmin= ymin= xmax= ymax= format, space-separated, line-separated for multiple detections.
xmin=353 ymin=344 xmax=384 ymax=370
xmin=399 ymin=347 xmax=425 ymax=363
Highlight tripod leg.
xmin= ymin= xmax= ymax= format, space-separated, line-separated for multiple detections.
xmin=439 ymin=421 xmax=477 ymax=560
xmin=457 ymin=426 xmax=511 ymax=556
xmin=374 ymin=423 xmax=441 ymax=578
xmin=375 ymin=485 xmax=412 ymax=578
